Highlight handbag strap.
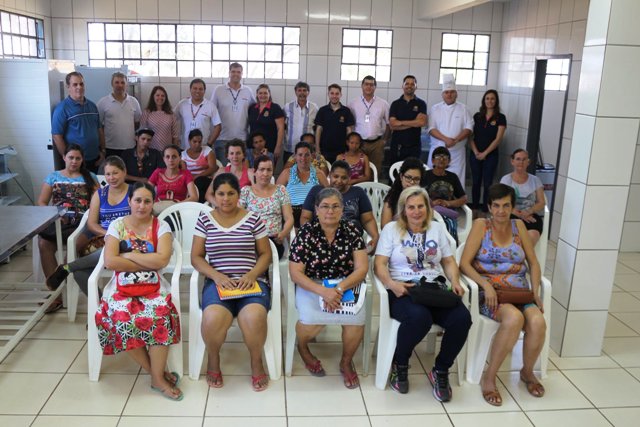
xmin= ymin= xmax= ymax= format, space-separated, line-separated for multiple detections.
xmin=152 ymin=217 xmax=159 ymax=252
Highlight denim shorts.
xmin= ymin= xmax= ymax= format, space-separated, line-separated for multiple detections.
xmin=202 ymin=278 xmax=271 ymax=317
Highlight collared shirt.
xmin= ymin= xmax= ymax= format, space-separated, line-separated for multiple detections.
xmin=428 ymin=101 xmax=474 ymax=146
xmin=347 ymin=95 xmax=389 ymax=140
xmin=97 ymin=93 xmax=142 ymax=151
xmin=247 ymin=101 xmax=285 ymax=152
xmin=51 ymin=96 xmax=102 ymax=161
xmin=389 ymin=95 xmax=427 ymax=147
xmin=122 ymin=147 xmax=165 ymax=180
xmin=174 ymin=97 xmax=222 ymax=150
xmin=284 ymin=99 xmax=319 ymax=152
xmin=314 ymin=103 xmax=355 ymax=155
xmin=211 ymin=82 xmax=254 ymax=141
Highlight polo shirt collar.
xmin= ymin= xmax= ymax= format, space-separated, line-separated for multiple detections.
xmin=293 ymin=100 xmax=309 ymax=110
xmin=68 ymin=96 xmax=86 ymax=106
xmin=255 ymin=101 xmax=272 ymax=109
xmin=226 ymin=82 xmax=246 ymax=91
xmin=190 ymin=97 xmax=206 ymax=106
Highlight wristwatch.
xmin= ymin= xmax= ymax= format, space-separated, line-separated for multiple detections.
xmin=336 ymin=285 xmax=343 ymax=293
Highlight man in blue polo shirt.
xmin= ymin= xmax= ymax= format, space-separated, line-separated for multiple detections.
xmin=52 ymin=71 xmax=104 ymax=173
xmin=389 ymin=75 xmax=427 ymax=165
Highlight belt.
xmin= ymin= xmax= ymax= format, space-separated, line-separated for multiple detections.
xmin=363 ymin=136 xmax=382 ymax=142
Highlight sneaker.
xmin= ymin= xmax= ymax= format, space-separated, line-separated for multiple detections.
xmin=428 ymin=368 xmax=452 ymax=402
xmin=389 ymin=363 xmax=409 ymax=394
xmin=46 ymin=265 xmax=68 ymax=290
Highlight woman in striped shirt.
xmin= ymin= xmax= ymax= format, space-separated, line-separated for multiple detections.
xmin=191 ymin=173 xmax=272 ymax=392
xmin=140 ymin=86 xmax=180 ymax=151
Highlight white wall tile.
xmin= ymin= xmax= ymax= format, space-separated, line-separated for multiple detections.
xmin=569 ymin=19 xmax=586 ymax=61
xmin=625 ymin=185 xmax=640 ymax=222
xmin=408 ymin=58 xmax=428 ymax=89
xmin=555 ymin=174 xmax=567 ymax=214
xmin=392 ymin=28 xmax=411 ymax=59
xmin=558 ymin=178 xmax=586 ymax=247
xmin=561 ymin=310 xmax=608 ymax=356
xmin=244 ymin=0 xmax=266 ymax=23
xmin=516 ymin=0 xmax=527 ymax=29
xmin=452 ymin=8 xmax=472 ymax=31
xmin=563 ymin=99 xmax=576 ymax=139
xmin=567 ymin=60 xmax=580 ymax=101
xmin=325 ymin=55 xmax=342 ymax=86
xmin=599 ymin=46 xmax=640 ymax=118
xmin=327 ymin=24 xmax=342 ymax=57
xmin=306 ymin=55 xmax=328 ymax=86
xmin=547 ymin=0 xmax=562 ymax=25
xmin=350 ymin=0 xmax=370 ymax=26
xmin=432 ymin=13 xmax=452 ymax=30
xmin=288 ymin=0 xmax=308 ymax=24
xmin=51 ymin=0 xmax=72 ymax=18
xmin=137 ymin=0 xmax=158 ymax=20
xmin=620 ymin=221 xmax=640 ymax=252
xmin=221 ymin=0 xmax=243 ymax=22
xmin=569 ymin=250 xmax=618 ymax=310
xmin=536 ymin=0 xmax=550 ymax=27
xmin=471 ymin=2 xmax=493 ymax=32
xmin=410 ymin=28 xmax=430 ymax=60
xmin=550 ymin=210 xmax=561 ymax=242
xmin=200 ymin=0 xmax=222 ymax=22
xmin=391 ymin=0 xmax=412 ymax=28
xmin=36 ymin=0 xmax=51 ymax=16
xmin=308 ymin=0 xmax=329 ymax=23
xmin=525 ymin=0 xmax=538 ymax=28
xmin=545 ymin=24 xmax=558 ymax=54
xmin=115 ymin=0 xmax=136 ymax=20
xmin=553 ymin=238 xmax=577 ymax=308
xmin=560 ymin=0 xmax=576 ymax=23
xmin=584 ymin=0 xmax=612 ymax=46
xmin=573 ymin=0 xmax=590 ymax=21
xmin=72 ymin=0 xmax=92 ymax=18
xmin=575 ymin=45 xmax=605 ymax=116
xmin=306 ymin=24 xmax=328 ymax=56
xmin=72 ymin=18 xmax=87 ymax=50
xmin=632 ymin=145 xmax=640 ymax=184
xmin=389 ymin=58 xmax=410 ymax=88
xmin=411 ymin=0 xmax=431 ymax=29
xmin=370 ymin=0 xmax=391 ymax=27
xmin=50 ymin=18 xmax=74 ymax=50
xmin=556 ymin=22 xmax=572 ymax=53
xmin=265 ymin=0 xmax=286 ymax=23
xmin=329 ymin=0 xmax=349 ymax=25
xmin=588 ymin=117 xmax=639 ymax=185
xmin=579 ymin=185 xmax=628 ymax=250
xmin=550 ymin=298 xmax=568 ymax=353
xmin=492 ymin=1 xmax=503 ymax=31
xmin=429 ymin=29 xmax=443 ymax=61
xmin=94 ymin=0 xmax=115 ymax=19
xmin=74 ymin=49 xmax=88 ymax=65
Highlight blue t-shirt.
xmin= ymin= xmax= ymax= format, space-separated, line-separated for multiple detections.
xmin=98 ymin=185 xmax=132 ymax=229
xmin=51 ymin=96 xmax=102 ymax=161
xmin=302 ymin=185 xmax=373 ymax=233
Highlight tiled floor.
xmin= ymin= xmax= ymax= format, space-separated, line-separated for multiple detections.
xmin=2 ymin=244 xmax=640 ymax=426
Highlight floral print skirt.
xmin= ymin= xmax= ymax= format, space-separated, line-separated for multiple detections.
xmin=95 ymin=291 xmax=181 ymax=355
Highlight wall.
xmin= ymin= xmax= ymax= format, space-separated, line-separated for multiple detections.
xmin=496 ymin=0 xmax=589 ymax=247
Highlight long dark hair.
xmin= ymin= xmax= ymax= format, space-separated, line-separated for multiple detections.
xmin=130 ymin=181 xmax=156 ymax=201
xmin=384 ymin=157 xmax=426 ymax=215
xmin=64 ymin=144 xmax=97 ymax=194
xmin=146 ymin=85 xmax=173 ymax=114
xmin=479 ymin=89 xmax=501 ymax=120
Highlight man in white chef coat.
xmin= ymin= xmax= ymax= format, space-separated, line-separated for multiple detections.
xmin=427 ymin=74 xmax=473 ymax=186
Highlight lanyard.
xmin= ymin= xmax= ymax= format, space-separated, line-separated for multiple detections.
xmin=361 ymin=97 xmax=375 ymax=115
xmin=228 ymin=88 xmax=240 ymax=105
xmin=190 ymin=102 xmax=203 ymax=120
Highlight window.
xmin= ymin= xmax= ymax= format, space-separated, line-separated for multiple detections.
xmin=341 ymin=28 xmax=392 ymax=82
xmin=87 ymin=23 xmax=300 ymax=79
xmin=545 ymin=58 xmax=570 ymax=91
xmin=0 ymin=10 xmax=45 ymax=59
xmin=439 ymin=33 xmax=490 ymax=86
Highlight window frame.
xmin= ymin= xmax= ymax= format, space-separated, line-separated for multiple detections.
xmin=439 ymin=32 xmax=491 ymax=87
xmin=340 ymin=27 xmax=393 ymax=82
xmin=0 ymin=9 xmax=46 ymax=59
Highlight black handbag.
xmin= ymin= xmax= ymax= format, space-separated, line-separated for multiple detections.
xmin=407 ymin=276 xmax=461 ymax=308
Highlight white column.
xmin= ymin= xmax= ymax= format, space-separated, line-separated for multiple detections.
xmin=552 ymin=0 xmax=640 ymax=356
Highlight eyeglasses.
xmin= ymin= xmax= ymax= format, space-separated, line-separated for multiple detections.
xmin=402 ymin=174 xmax=421 ymax=184
xmin=433 ymin=154 xmax=449 ymax=160
xmin=318 ymin=204 xmax=342 ymax=212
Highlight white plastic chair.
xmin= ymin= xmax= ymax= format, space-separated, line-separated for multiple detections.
xmin=373 ymin=222 xmax=468 ymax=390
xmin=156 ymin=202 xmax=210 ymax=275
xmin=369 ymin=163 xmax=378 ymax=183
xmin=388 ymin=161 xmax=429 ymax=183
xmin=86 ymin=239 xmax=184 ymax=381
xmin=536 ymin=204 xmax=550 ymax=274
xmin=455 ymin=243 xmax=551 ymax=384
xmin=66 ymin=211 xmax=91 ymax=321
xmin=355 ymin=182 xmax=390 ymax=231
xmin=188 ymin=239 xmax=282 ymax=380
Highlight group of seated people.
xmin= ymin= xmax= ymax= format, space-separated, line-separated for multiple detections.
xmin=37 ymin=143 xmax=547 ymax=406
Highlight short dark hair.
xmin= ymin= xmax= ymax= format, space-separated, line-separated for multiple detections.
xmin=330 ymin=160 xmax=351 ymax=175
xmin=65 ymin=71 xmax=83 ymax=86
xmin=225 ymin=139 xmax=246 ymax=157
xmin=328 ymin=83 xmax=342 ymax=92
xmin=346 ymin=131 xmax=362 ymax=142
xmin=229 ymin=62 xmax=243 ymax=71
xmin=111 ymin=72 xmax=127 ymax=84
xmin=403 ymin=75 xmax=417 ymax=84
xmin=300 ymin=133 xmax=315 ymax=143
xmin=511 ymin=148 xmax=528 ymax=159
xmin=190 ymin=78 xmax=206 ymax=90
xmin=162 ymin=144 xmax=182 ymax=156
xmin=432 ymin=146 xmax=451 ymax=159
xmin=130 ymin=181 xmax=156 ymax=201
xmin=104 ymin=155 xmax=126 ymax=172
xmin=188 ymin=128 xmax=203 ymax=141
xmin=487 ymin=183 xmax=516 ymax=206
xmin=362 ymin=75 xmax=377 ymax=86
xmin=295 ymin=81 xmax=310 ymax=91
xmin=294 ymin=141 xmax=313 ymax=154
xmin=213 ymin=173 xmax=240 ymax=194
xmin=254 ymin=155 xmax=273 ymax=170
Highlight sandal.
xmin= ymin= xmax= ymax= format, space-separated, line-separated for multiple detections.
xmin=44 ymin=296 xmax=64 ymax=314
xmin=520 ymin=373 xmax=545 ymax=397
xmin=164 ymin=371 xmax=180 ymax=387
xmin=339 ymin=362 xmax=359 ymax=389
xmin=150 ymin=384 xmax=184 ymax=401
xmin=304 ymin=359 xmax=326 ymax=377
xmin=206 ymin=370 xmax=224 ymax=388
xmin=251 ymin=373 xmax=269 ymax=392
xmin=482 ymin=389 xmax=503 ymax=406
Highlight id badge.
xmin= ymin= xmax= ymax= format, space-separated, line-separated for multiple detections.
xmin=232 ymin=103 xmax=240 ymax=112
xmin=364 ymin=114 xmax=370 ymax=123
xmin=190 ymin=120 xmax=197 ymax=129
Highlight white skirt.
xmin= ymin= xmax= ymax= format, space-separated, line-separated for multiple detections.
xmin=295 ymin=284 xmax=366 ymax=326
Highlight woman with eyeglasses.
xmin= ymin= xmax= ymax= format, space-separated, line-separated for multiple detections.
xmin=381 ymin=157 xmax=426 ymax=229
xmin=499 ymin=149 xmax=545 ymax=246
xmin=289 ymin=187 xmax=368 ymax=389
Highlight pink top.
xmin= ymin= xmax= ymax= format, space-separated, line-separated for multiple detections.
xmin=182 ymin=146 xmax=212 ymax=175
xmin=224 ymin=164 xmax=252 ymax=188
xmin=338 ymin=152 xmax=366 ymax=180
xmin=148 ymin=168 xmax=194 ymax=202
xmin=140 ymin=110 xmax=179 ymax=151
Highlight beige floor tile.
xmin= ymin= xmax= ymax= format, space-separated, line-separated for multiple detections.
xmin=0 ymin=256 xmax=35 ymax=272
xmin=625 ymin=367 xmax=640 ymax=382
xmin=617 ymin=253 xmax=640 ymax=262
xmin=447 ymin=411 xmax=533 ymax=426
xmin=0 ymin=372 xmax=63 ymax=414
xmin=617 ymin=263 xmax=638 ymax=275
xmin=285 ymin=375 xmax=367 ymax=416
xmin=549 ymin=351 xmax=619 ymax=370
xmin=605 ymin=314 xmax=639 ymax=337
xmin=288 ymin=416 xmax=371 ymax=427
xmin=526 ymin=409 xmax=611 ymax=426
xmin=31 ymin=415 xmax=119 ymax=426
xmin=611 ymin=312 xmax=640 ymax=334
xmin=0 ymin=415 xmax=35 ymax=426
xmin=613 ymin=285 xmax=625 ymax=292
xmin=26 ymin=312 xmax=88 ymax=340
xmin=603 ymin=337 xmax=640 ymax=367
xmin=619 ymin=259 xmax=640 ymax=273
xmin=609 ymin=293 xmax=640 ymax=313
xmin=359 ymin=374 xmax=445 ymax=415
xmin=123 ymin=374 xmax=209 ymax=417
xmin=0 ymin=271 xmax=32 ymax=283
xmin=67 ymin=343 xmax=142 ymax=375
xmin=41 ymin=373 xmax=136 ymax=415
xmin=600 ymin=407 xmax=640 ymax=427
xmin=614 ymin=274 xmax=640 ymax=292
xmin=562 ymin=368 xmax=640 ymax=407
xmin=205 ymin=375 xmax=285 ymax=416
xmin=119 ymin=416 xmax=203 ymax=427
xmin=0 ymin=339 xmax=84 ymax=373
xmin=203 ymin=417 xmax=287 ymax=427
xmin=369 ymin=414 xmax=453 ymax=427
xmin=440 ymin=380 xmax=521 ymax=413
xmin=288 ymin=342 xmax=370 ymax=376
xmin=498 ymin=370 xmax=592 ymax=411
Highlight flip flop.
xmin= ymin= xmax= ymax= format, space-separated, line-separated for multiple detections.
xmin=206 ymin=370 xmax=224 ymax=388
xmin=164 ymin=371 xmax=180 ymax=387
xmin=150 ymin=384 xmax=183 ymax=401
xmin=340 ymin=362 xmax=359 ymax=389
xmin=482 ymin=389 xmax=503 ymax=406
xmin=304 ymin=359 xmax=326 ymax=377
xmin=44 ymin=297 xmax=64 ymax=314
xmin=251 ymin=373 xmax=269 ymax=392
xmin=520 ymin=374 xmax=545 ymax=397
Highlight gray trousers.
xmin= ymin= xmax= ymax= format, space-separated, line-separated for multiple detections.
xmin=68 ymin=248 xmax=102 ymax=296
